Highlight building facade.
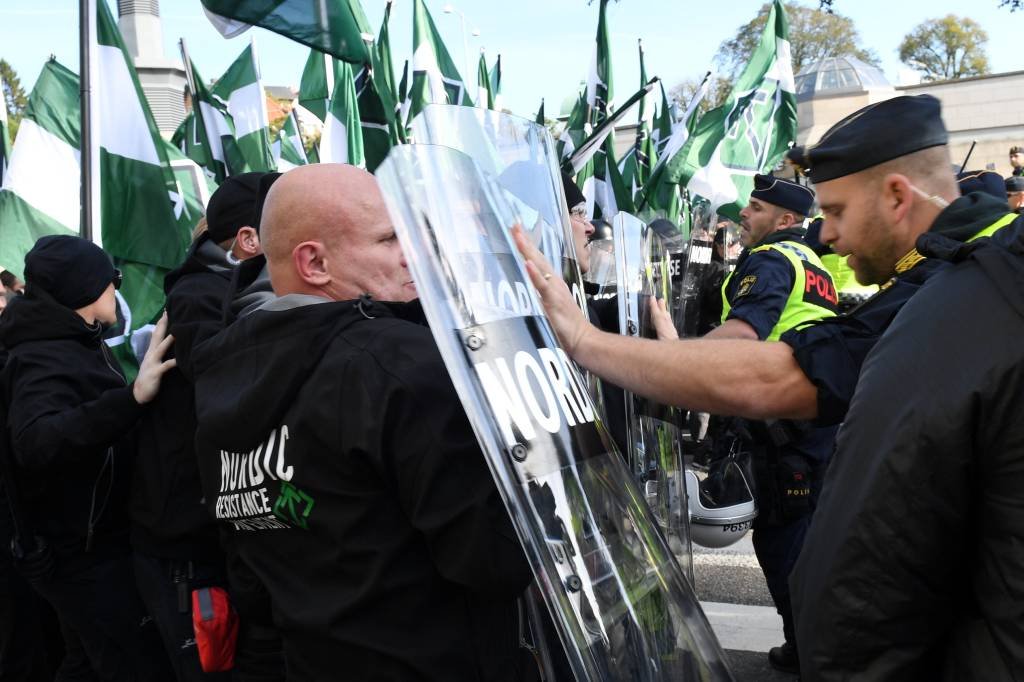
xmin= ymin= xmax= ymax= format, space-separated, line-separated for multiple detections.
xmin=117 ymin=0 xmax=187 ymax=137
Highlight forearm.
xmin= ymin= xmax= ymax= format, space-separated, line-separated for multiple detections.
xmin=574 ymin=326 xmax=818 ymax=420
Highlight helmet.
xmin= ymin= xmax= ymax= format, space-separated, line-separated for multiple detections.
xmin=686 ymin=453 xmax=757 ymax=549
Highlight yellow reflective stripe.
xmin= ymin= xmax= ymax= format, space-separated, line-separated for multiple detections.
xmin=968 ymin=213 xmax=1017 ymax=242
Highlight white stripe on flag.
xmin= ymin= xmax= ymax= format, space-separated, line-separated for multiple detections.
xmin=97 ymin=45 xmax=160 ymax=165
xmin=2 ymin=118 xmax=80 ymax=231
xmin=229 ymin=82 xmax=268 ymax=138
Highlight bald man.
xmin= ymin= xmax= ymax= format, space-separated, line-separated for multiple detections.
xmin=189 ymin=165 xmax=533 ymax=682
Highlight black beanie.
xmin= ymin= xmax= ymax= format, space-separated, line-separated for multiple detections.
xmin=561 ymin=171 xmax=586 ymax=210
xmin=206 ymin=172 xmax=270 ymax=244
xmin=24 ymin=235 xmax=115 ymax=309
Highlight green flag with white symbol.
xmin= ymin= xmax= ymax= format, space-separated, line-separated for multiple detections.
xmin=180 ymin=53 xmax=247 ymax=183
xmin=213 ymin=42 xmax=276 ymax=173
xmin=652 ymin=0 xmax=796 ymax=221
xmin=97 ymin=0 xmax=192 ymax=374
xmin=620 ymin=39 xmax=658 ymax=202
xmin=0 ymin=59 xmax=80 ymax=276
xmin=408 ymin=0 xmax=472 ymax=122
xmin=320 ymin=60 xmax=364 ymax=167
xmin=200 ymin=0 xmax=373 ymax=65
xmin=275 ymin=110 xmax=308 ymax=170
xmin=583 ymin=0 xmax=622 ymax=219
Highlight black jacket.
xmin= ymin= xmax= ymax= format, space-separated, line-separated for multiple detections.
xmin=791 ymin=213 xmax=1024 ymax=681
xmin=191 ymin=295 xmax=533 ymax=682
xmin=129 ymin=235 xmax=232 ymax=560
xmin=0 ymin=291 xmax=143 ymax=557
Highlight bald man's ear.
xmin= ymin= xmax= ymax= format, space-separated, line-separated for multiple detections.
xmin=293 ymin=241 xmax=331 ymax=287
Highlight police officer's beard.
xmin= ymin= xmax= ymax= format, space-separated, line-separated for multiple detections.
xmin=853 ymin=203 xmax=906 ymax=286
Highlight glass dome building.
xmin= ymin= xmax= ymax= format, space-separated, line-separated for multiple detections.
xmin=794 ymin=57 xmax=892 ymax=102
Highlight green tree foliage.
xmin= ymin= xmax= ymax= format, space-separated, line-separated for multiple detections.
xmin=0 ymin=60 xmax=28 ymax=140
xmin=715 ymin=2 xmax=878 ymax=81
xmin=898 ymin=15 xmax=990 ymax=82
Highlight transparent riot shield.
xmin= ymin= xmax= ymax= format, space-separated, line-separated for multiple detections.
xmin=671 ymin=198 xmax=719 ymax=339
xmin=612 ymin=212 xmax=694 ymax=583
xmin=377 ymin=144 xmax=732 ymax=682
xmin=409 ymin=104 xmax=588 ymax=313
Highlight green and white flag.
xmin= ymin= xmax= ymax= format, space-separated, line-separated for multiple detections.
xmin=0 ymin=59 xmax=80 ymax=276
xmin=213 ymin=41 xmax=276 ymax=173
xmin=320 ymin=60 xmax=364 ymax=167
xmin=476 ymin=50 xmax=494 ymax=110
xmin=275 ymin=109 xmax=308 ymax=171
xmin=408 ymin=0 xmax=472 ymax=122
xmin=97 ymin=0 xmax=191 ymax=372
xmin=397 ymin=59 xmax=411 ymax=128
xmin=489 ymin=54 xmax=502 ymax=111
xmin=582 ymin=0 xmax=621 ymax=219
xmin=356 ymin=65 xmax=393 ymax=172
xmin=620 ymin=40 xmax=657 ymax=200
xmin=299 ymin=49 xmax=333 ymax=123
xmin=0 ymin=75 xmax=11 ymax=184
xmin=373 ymin=0 xmax=405 ymax=145
xmin=180 ymin=51 xmax=247 ymax=183
xmin=199 ymin=0 xmax=373 ymax=65
xmin=556 ymin=87 xmax=589 ymax=162
xmin=651 ymin=0 xmax=795 ymax=221
xmin=535 ymin=98 xmax=545 ymax=125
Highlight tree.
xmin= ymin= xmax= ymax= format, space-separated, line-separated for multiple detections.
xmin=715 ymin=2 xmax=878 ymax=81
xmin=898 ymin=15 xmax=989 ymax=82
xmin=668 ymin=75 xmax=732 ymax=120
xmin=0 ymin=60 xmax=28 ymax=141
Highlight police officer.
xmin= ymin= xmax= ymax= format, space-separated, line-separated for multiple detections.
xmin=700 ymin=175 xmax=838 ymax=672
xmin=1006 ymin=175 xmax=1024 ymax=212
xmin=1008 ymin=145 xmax=1024 ymax=177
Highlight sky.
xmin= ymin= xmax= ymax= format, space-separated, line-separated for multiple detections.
xmin=1 ymin=0 xmax=1022 ymax=120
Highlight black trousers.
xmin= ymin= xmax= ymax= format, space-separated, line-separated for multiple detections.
xmin=0 ymin=554 xmax=64 ymax=681
xmin=133 ymin=553 xmax=231 ymax=682
xmin=32 ymin=551 xmax=174 ymax=682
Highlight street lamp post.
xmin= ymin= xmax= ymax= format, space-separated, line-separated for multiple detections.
xmin=442 ymin=4 xmax=480 ymax=82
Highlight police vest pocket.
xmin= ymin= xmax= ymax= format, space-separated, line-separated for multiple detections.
xmin=776 ymin=454 xmax=813 ymax=521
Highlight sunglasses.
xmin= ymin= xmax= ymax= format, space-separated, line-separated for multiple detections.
xmin=112 ymin=269 xmax=122 ymax=290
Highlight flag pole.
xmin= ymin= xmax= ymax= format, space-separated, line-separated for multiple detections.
xmin=79 ymin=0 xmax=96 ymax=242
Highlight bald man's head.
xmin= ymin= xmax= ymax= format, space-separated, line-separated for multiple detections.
xmin=260 ymin=164 xmax=416 ymax=302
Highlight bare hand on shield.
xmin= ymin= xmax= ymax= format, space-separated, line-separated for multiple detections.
xmin=512 ymin=225 xmax=593 ymax=355
xmin=649 ymin=297 xmax=679 ymax=341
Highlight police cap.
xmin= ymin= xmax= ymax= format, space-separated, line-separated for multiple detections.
xmin=787 ymin=95 xmax=948 ymax=183
xmin=957 ymin=170 xmax=1005 ymax=200
xmin=1010 ymin=146 xmax=1024 ymax=155
xmin=1007 ymin=176 xmax=1024 ymax=192
xmin=749 ymin=174 xmax=815 ymax=217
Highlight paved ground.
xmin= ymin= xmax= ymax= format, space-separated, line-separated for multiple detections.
xmin=692 ymin=535 xmax=800 ymax=682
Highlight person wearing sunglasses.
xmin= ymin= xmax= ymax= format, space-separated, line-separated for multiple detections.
xmin=0 ymin=235 xmax=176 ymax=681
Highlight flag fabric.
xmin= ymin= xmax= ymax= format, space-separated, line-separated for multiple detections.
xmin=370 ymin=0 xmax=405 ymax=146
xmin=556 ymin=88 xmax=589 ymax=162
xmin=650 ymin=0 xmax=796 ymax=221
xmin=212 ymin=42 xmax=276 ymax=173
xmin=319 ymin=60 xmax=364 ymax=167
xmin=355 ymin=64 xmax=392 ymax=172
xmin=0 ymin=59 xmax=80 ymax=275
xmin=620 ymin=40 xmax=658 ymax=200
xmin=0 ymin=75 xmax=11 ymax=184
xmin=408 ymin=0 xmax=472 ymax=122
xmin=535 ymin=99 xmax=545 ymax=125
xmin=299 ymin=49 xmax=332 ymax=123
xmin=489 ymin=54 xmax=502 ymax=110
xmin=568 ymin=79 xmax=659 ymax=175
xmin=397 ymin=60 xmax=411 ymax=128
xmin=579 ymin=0 xmax=624 ymax=219
xmin=275 ymin=109 xmax=308 ymax=171
xmin=199 ymin=0 xmax=373 ymax=65
xmin=476 ymin=51 xmax=494 ymax=110
xmin=181 ymin=53 xmax=247 ymax=182
xmin=97 ymin=0 xmax=192 ymax=373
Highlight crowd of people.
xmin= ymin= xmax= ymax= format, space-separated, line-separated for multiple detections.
xmin=0 ymin=93 xmax=1022 ymax=682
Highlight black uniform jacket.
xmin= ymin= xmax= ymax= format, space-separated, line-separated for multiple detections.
xmin=0 ymin=291 xmax=143 ymax=558
xmin=791 ymin=214 xmax=1024 ymax=681
xmin=130 ymin=234 xmax=232 ymax=561
xmin=191 ymin=295 xmax=533 ymax=682
xmin=780 ymin=192 xmax=1011 ymax=426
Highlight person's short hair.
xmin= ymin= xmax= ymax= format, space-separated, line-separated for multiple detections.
xmin=0 ymin=270 xmax=16 ymax=288
xmin=1010 ymin=146 xmax=1024 ymax=155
